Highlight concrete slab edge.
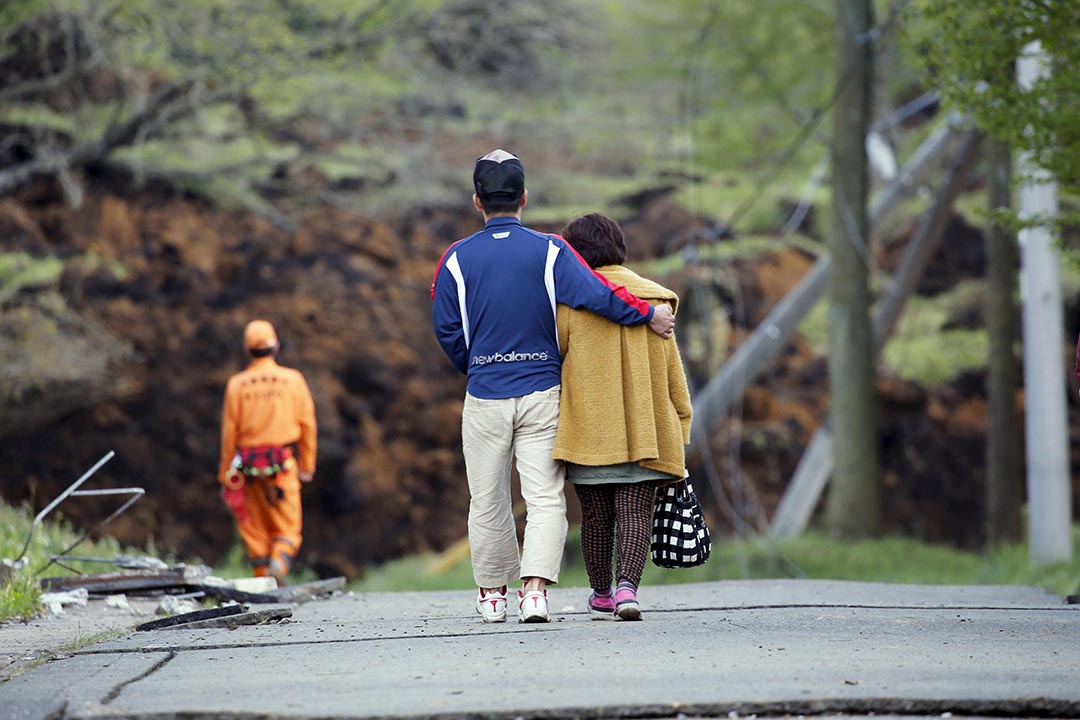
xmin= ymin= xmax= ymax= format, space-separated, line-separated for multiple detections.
xmin=70 ymin=696 xmax=1080 ymax=720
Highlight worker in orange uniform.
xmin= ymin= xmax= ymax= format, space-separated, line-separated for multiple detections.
xmin=218 ymin=320 xmax=317 ymax=586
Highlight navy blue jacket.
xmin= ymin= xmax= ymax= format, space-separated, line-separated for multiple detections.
xmin=431 ymin=216 xmax=654 ymax=399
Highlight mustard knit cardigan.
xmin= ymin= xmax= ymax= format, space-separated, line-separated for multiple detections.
xmin=552 ymin=265 xmax=692 ymax=479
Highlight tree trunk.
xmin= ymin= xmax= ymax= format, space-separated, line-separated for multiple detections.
xmin=825 ymin=0 xmax=881 ymax=537
xmin=984 ymin=137 xmax=1025 ymax=545
xmin=772 ymin=131 xmax=981 ymax=538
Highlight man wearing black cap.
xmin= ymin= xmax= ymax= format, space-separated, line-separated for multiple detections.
xmin=431 ymin=149 xmax=676 ymax=623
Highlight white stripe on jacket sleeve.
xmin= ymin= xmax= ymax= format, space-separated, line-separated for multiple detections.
xmin=545 ymin=240 xmax=560 ymax=346
xmin=445 ymin=252 xmax=470 ymax=349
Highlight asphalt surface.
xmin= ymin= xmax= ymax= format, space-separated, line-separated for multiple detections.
xmin=0 ymin=579 xmax=1077 ymax=720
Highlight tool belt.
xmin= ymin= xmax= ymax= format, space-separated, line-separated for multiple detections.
xmin=237 ymin=445 xmax=295 ymax=481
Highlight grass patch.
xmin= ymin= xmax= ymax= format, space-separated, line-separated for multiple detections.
xmin=880 ymin=279 xmax=988 ymax=386
xmin=205 ymin=538 xmax=255 ymax=580
xmin=0 ymin=494 xmax=310 ymax=622
xmin=11 ymin=628 xmax=128 ymax=678
xmin=883 ymin=328 xmax=987 ymax=386
xmin=0 ymin=568 xmax=41 ymax=620
xmin=352 ymin=526 xmax=1080 ymax=599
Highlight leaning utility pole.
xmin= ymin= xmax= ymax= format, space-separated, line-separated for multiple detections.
xmin=1016 ymin=41 xmax=1072 ymax=564
xmin=826 ymin=0 xmax=881 ymax=537
xmin=771 ymin=131 xmax=981 ymax=538
xmin=691 ymin=117 xmax=961 ymax=451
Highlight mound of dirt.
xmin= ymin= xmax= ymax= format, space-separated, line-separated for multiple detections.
xmin=1 ymin=181 xmax=1076 ymax=577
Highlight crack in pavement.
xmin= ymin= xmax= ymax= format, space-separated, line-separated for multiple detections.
xmin=76 ymin=625 xmax=566 ymax=655
xmin=100 ymin=651 xmax=176 ymax=706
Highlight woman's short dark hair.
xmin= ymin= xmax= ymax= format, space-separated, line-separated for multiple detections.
xmin=561 ymin=213 xmax=627 ymax=269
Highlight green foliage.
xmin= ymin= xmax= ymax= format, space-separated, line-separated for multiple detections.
xmin=883 ymin=327 xmax=987 ymax=386
xmin=0 ymin=0 xmax=46 ymax=32
xmin=0 ymin=104 xmax=78 ymax=135
xmin=798 ymin=277 xmax=989 ymax=388
xmin=1 ymin=0 xmax=849 ymax=222
xmin=881 ymin=278 xmax=989 ymax=385
xmin=0 ymin=253 xmax=64 ymax=303
xmin=353 ymin=525 xmax=1080 ymax=599
xmin=586 ymin=0 xmax=834 ymax=173
xmin=905 ymin=1 xmax=1080 ymax=230
xmin=0 ymin=568 xmax=41 ymax=620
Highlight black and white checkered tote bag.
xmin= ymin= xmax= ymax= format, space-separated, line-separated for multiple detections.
xmin=650 ymin=477 xmax=711 ymax=568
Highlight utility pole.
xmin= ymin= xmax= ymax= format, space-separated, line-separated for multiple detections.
xmin=826 ymin=0 xmax=881 ymax=537
xmin=1017 ymin=41 xmax=1072 ymax=564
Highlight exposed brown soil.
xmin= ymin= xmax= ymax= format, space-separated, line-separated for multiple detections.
xmin=1 ymin=179 xmax=1078 ymax=578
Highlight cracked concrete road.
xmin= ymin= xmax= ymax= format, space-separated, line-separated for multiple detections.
xmin=0 ymin=579 xmax=1077 ymax=720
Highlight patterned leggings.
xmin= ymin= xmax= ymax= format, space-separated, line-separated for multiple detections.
xmin=574 ymin=483 xmax=656 ymax=590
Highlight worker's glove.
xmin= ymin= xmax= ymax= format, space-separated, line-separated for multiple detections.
xmin=222 ymin=486 xmax=248 ymax=523
xmin=221 ymin=470 xmax=248 ymax=523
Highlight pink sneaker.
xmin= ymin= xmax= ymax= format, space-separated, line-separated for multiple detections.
xmin=615 ymin=584 xmax=641 ymax=621
xmin=587 ymin=591 xmax=615 ymax=620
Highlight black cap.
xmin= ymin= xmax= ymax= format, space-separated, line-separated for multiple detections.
xmin=473 ymin=149 xmax=525 ymax=201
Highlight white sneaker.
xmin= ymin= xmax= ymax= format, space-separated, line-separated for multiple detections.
xmin=476 ymin=587 xmax=507 ymax=623
xmin=518 ymin=588 xmax=550 ymax=623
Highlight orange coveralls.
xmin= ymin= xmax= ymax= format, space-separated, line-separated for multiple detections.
xmin=218 ymin=355 xmax=317 ymax=580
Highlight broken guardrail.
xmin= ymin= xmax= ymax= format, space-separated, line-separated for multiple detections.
xmin=12 ymin=451 xmax=146 ymax=576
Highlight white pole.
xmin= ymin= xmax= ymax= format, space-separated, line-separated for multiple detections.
xmin=1017 ymin=41 xmax=1073 ymax=564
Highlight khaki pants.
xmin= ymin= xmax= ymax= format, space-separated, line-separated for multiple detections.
xmin=462 ymin=386 xmax=567 ymax=588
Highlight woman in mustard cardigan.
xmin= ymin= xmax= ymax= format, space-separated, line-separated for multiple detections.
xmin=553 ymin=213 xmax=692 ymax=620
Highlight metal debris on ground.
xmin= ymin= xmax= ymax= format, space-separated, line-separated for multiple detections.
xmin=57 ymin=554 xmax=170 ymax=571
xmin=40 ymin=564 xmax=210 ymax=595
xmin=173 ymin=607 xmax=292 ymax=630
xmin=39 ymin=561 xmax=345 ymax=608
xmin=272 ymin=576 xmax=346 ymax=602
xmin=135 ymin=604 xmax=247 ymax=631
xmin=192 ymin=576 xmax=347 ymax=605
xmin=135 ymin=605 xmax=292 ymax=632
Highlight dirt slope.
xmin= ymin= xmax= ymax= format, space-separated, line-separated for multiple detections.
xmin=1 ymin=181 xmax=1077 ymax=576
